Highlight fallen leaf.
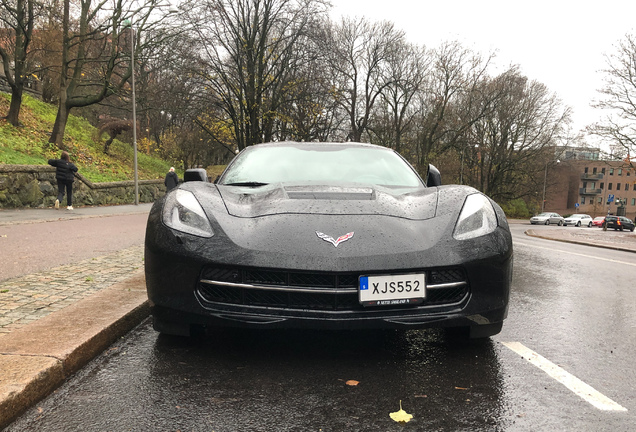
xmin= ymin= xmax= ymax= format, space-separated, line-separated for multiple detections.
xmin=345 ymin=380 xmax=359 ymax=386
xmin=389 ymin=400 xmax=413 ymax=423
xmin=455 ymin=387 xmax=469 ymax=390
xmin=414 ymin=394 xmax=427 ymax=398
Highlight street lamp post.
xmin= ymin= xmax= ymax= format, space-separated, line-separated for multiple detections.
xmin=124 ymin=18 xmax=139 ymax=205
xmin=541 ymin=159 xmax=560 ymax=213
xmin=131 ymin=23 xmax=139 ymax=205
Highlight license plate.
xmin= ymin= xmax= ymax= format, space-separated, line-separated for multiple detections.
xmin=359 ymin=273 xmax=425 ymax=307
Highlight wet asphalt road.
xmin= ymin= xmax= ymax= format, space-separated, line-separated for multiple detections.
xmin=5 ymin=224 xmax=636 ymax=431
xmin=0 ymin=214 xmax=148 ymax=282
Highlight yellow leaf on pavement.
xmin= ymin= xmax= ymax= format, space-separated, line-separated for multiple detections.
xmin=345 ymin=380 xmax=359 ymax=386
xmin=389 ymin=400 xmax=413 ymax=423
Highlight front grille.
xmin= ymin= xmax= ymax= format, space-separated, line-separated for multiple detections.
xmin=196 ymin=266 xmax=468 ymax=311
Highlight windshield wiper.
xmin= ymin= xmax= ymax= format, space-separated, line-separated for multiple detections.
xmin=225 ymin=181 xmax=269 ymax=187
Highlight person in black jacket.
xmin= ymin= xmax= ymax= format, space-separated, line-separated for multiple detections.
xmin=164 ymin=167 xmax=179 ymax=192
xmin=48 ymin=151 xmax=78 ymax=210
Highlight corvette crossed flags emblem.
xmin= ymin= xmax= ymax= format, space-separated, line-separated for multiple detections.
xmin=316 ymin=231 xmax=354 ymax=248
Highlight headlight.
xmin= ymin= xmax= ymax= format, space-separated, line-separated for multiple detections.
xmin=162 ymin=189 xmax=214 ymax=238
xmin=453 ymin=193 xmax=497 ymax=240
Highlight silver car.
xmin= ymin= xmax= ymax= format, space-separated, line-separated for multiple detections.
xmin=563 ymin=214 xmax=593 ymax=227
xmin=530 ymin=212 xmax=564 ymax=225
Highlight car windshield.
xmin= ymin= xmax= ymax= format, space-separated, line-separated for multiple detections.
xmin=220 ymin=144 xmax=424 ymax=188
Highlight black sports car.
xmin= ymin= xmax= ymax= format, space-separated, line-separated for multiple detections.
xmin=145 ymin=142 xmax=513 ymax=338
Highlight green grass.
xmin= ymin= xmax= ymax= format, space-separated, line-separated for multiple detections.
xmin=0 ymin=92 xmax=177 ymax=181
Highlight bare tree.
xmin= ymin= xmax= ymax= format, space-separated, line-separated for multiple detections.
xmin=465 ymin=69 xmax=571 ymax=201
xmin=0 ymin=0 xmax=40 ymax=125
xmin=589 ymin=33 xmax=636 ymax=166
xmin=184 ymin=0 xmax=329 ymax=150
xmin=324 ymin=17 xmax=405 ymax=143
xmin=369 ymin=41 xmax=428 ymax=154
xmin=411 ymin=41 xmax=495 ymax=174
xmin=48 ymin=0 xmax=172 ymax=148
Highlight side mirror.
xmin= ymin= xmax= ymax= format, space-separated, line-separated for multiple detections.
xmin=184 ymin=168 xmax=208 ymax=183
xmin=426 ymin=164 xmax=442 ymax=187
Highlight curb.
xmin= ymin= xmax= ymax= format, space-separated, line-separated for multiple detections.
xmin=0 ymin=272 xmax=149 ymax=429
xmin=0 ymin=204 xmax=153 ymax=227
xmin=524 ymin=229 xmax=636 ymax=254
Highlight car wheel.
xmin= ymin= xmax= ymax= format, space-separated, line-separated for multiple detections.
xmin=619 ymin=227 xmax=624 ymax=231
xmin=545 ymin=220 xmax=550 ymax=225
xmin=558 ymin=220 xmax=563 ymax=226
xmin=153 ymin=316 xmax=192 ymax=337
xmin=446 ymin=322 xmax=503 ymax=340
xmin=588 ymin=222 xmax=592 ymax=227
xmin=576 ymin=221 xmax=581 ymax=227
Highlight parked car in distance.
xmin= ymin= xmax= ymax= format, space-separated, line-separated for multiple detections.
xmin=530 ymin=212 xmax=564 ymax=225
xmin=591 ymin=216 xmax=606 ymax=227
xmin=563 ymin=214 xmax=593 ymax=227
xmin=602 ymin=216 xmax=635 ymax=232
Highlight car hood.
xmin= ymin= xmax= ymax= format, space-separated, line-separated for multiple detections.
xmin=213 ymin=183 xmax=439 ymax=220
xmin=151 ymin=183 xmax=507 ymax=271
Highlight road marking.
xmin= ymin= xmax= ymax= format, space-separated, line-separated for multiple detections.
xmin=501 ymin=341 xmax=628 ymax=412
xmin=514 ymin=241 xmax=636 ymax=267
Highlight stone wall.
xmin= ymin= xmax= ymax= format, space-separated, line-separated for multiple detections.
xmin=0 ymin=164 xmax=166 ymax=208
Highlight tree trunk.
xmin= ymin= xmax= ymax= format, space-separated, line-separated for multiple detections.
xmin=49 ymin=102 xmax=70 ymax=148
xmin=6 ymin=86 xmax=23 ymax=126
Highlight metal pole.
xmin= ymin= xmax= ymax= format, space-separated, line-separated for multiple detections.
xmin=131 ymin=23 xmax=139 ymax=205
xmin=459 ymin=146 xmax=464 ymax=185
xmin=541 ymin=162 xmax=547 ymax=213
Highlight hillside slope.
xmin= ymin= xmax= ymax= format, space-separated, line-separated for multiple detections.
xmin=0 ymin=93 xmax=175 ymax=182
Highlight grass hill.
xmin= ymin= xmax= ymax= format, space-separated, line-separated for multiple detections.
xmin=0 ymin=92 xmax=177 ymax=182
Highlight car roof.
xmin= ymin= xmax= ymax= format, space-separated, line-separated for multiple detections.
xmin=247 ymin=141 xmax=390 ymax=151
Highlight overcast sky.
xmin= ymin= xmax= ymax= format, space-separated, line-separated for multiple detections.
xmin=330 ymin=0 xmax=636 ymax=140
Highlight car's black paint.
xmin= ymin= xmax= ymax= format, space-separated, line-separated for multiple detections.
xmin=145 ymin=142 xmax=513 ymax=338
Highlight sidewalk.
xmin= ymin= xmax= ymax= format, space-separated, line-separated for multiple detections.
xmin=0 ymin=204 xmax=152 ymax=429
xmin=521 ymin=225 xmax=636 ymax=253
xmin=0 ymin=211 xmax=635 ymax=429
xmin=0 ymin=203 xmax=153 ymax=226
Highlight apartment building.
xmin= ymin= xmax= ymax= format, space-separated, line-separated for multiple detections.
xmin=544 ymin=158 xmax=636 ymax=219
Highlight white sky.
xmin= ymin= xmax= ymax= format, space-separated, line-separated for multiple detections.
xmin=330 ymin=0 xmax=636 ymax=139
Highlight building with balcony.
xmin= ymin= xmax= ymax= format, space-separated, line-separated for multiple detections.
xmin=544 ymin=159 xmax=636 ymax=220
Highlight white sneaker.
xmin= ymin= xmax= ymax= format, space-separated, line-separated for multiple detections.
xmin=67 ymin=206 xmax=74 ymax=210
xmin=55 ymin=199 xmax=59 ymax=209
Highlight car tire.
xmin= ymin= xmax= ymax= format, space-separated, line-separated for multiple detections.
xmin=153 ymin=316 xmax=192 ymax=337
xmin=576 ymin=221 xmax=581 ymax=227
xmin=446 ymin=322 xmax=503 ymax=340
xmin=588 ymin=222 xmax=592 ymax=227
xmin=545 ymin=220 xmax=550 ymax=225
xmin=558 ymin=220 xmax=563 ymax=226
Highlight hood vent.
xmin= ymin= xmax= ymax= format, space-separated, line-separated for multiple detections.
xmin=286 ymin=191 xmax=373 ymax=200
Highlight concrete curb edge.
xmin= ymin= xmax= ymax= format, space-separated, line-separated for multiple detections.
xmin=0 ymin=273 xmax=150 ymax=429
